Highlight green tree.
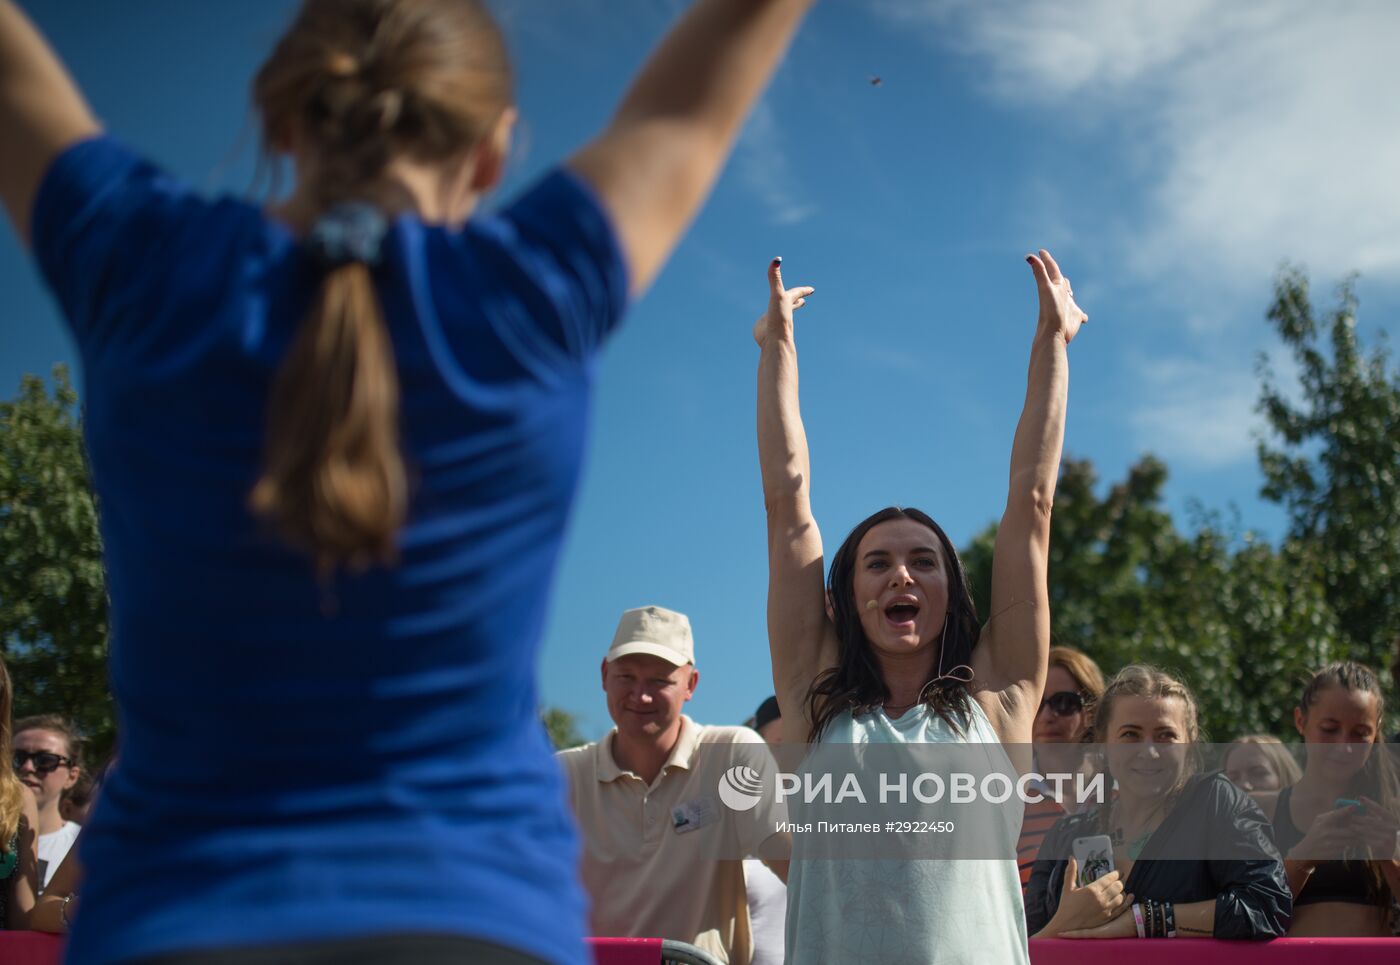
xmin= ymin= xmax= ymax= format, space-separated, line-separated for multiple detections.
xmin=541 ymin=705 xmax=586 ymax=750
xmin=1257 ymin=267 xmax=1400 ymax=679
xmin=961 ymin=455 xmax=1341 ymax=741
xmin=0 ymin=366 xmax=114 ymax=760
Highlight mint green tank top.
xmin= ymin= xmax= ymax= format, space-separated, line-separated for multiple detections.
xmin=784 ymin=698 xmax=1031 ymax=964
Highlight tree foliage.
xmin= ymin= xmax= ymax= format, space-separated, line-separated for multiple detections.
xmin=0 ymin=366 xmax=114 ymax=760
xmin=541 ymin=705 xmax=586 ymax=750
xmin=962 ymin=456 xmax=1342 ymax=741
xmin=1257 ymin=267 xmax=1400 ymax=678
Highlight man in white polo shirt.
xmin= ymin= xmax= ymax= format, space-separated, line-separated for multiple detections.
xmin=558 ymin=606 xmax=789 ymax=964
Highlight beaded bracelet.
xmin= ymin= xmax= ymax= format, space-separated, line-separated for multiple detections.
xmin=1146 ymin=899 xmax=1157 ymax=938
xmin=1132 ymin=902 xmax=1146 ymax=939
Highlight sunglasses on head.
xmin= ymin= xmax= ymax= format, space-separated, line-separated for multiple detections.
xmin=1038 ymin=690 xmax=1085 ymax=717
xmin=12 ymin=750 xmax=75 ymax=774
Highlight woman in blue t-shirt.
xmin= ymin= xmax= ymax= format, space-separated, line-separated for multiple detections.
xmin=0 ymin=1 xmax=813 ymax=962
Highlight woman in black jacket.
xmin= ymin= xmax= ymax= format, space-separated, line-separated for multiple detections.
xmin=1025 ymin=665 xmax=1291 ymax=939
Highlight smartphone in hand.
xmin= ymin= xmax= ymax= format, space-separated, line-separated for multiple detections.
xmin=1072 ymin=834 xmax=1115 ymax=886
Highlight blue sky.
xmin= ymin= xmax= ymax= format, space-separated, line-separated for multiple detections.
xmin=4 ymin=1 xmax=1399 ymax=739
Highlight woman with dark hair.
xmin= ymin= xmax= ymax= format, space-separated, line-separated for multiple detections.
xmin=0 ymin=0 xmax=813 ymax=962
xmin=1253 ymin=661 xmax=1400 ymax=936
xmin=755 ymin=250 xmax=1086 ymax=962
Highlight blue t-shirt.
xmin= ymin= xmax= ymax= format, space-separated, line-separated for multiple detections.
xmin=32 ymin=136 xmax=628 ymax=964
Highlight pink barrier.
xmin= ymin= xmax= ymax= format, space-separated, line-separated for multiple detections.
xmin=589 ymin=936 xmax=665 ymax=965
xmin=5 ymin=932 xmax=1392 ymax=963
xmin=1030 ymin=937 xmax=1397 ymax=962
xmin=0 ymin=932 xmax=64 ymax=965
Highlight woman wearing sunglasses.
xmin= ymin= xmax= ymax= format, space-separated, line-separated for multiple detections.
xmin=0 ymin=655 xmax=40 ymax=929
xmin=1017 ymin=646 xmax=1105 ymax=888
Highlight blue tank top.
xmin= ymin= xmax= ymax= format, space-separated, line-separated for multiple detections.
xmin=31 ymin=136 xmax=628 ymax=964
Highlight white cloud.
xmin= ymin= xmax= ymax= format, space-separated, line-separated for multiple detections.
xmin=875 ymin=0 xmax=1400 ymax=287
xmin=1126 ymin=355 xmax=1261 ymax=469
xmin=876 ymin=0 xmax=1400 ymax=468
xmin=735 ymin=99 xmax=818 ymax=226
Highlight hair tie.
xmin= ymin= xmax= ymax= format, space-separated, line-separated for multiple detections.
xmin=305 ymin=201 xmax=388 ymax=269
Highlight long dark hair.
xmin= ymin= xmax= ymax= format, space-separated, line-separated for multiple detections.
xmin=807 ymin=507 xmax=981 ymax=741
xmin=1298 ymin=660 xmax=1398 ymax=905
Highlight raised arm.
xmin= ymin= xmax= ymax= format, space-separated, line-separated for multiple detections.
xmin=754 ymin=258 xmax=833 ymax=744
xmin=972 ymin=250 xmax=1085 ymax=740
xmin=0 ymin=1 xmax=101 ymax=244
xmin=568 ymin=0 xmax=813 ymax=296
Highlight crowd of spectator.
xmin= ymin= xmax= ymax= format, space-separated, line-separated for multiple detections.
xmin=548 ymin=609 xmax=1399 ymax=962
xmin=3 ymin=609 xmax=1398 ymax=961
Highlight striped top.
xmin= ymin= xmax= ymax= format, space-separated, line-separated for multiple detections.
xmin=1016 ymin=795 xmax=1065 ymax=889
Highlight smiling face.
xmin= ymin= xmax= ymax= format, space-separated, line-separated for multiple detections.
xmin=1224 ymin=742 xmax=1287 ymax=793
xmin=1295 ymin=683 xmax=1379 ymax=783
xmin=601 ymin=653 xmax=697 ymax=743
xmin=851 ymin=518 xmax=950 ymax=659
xmin=1103 ymin=694 xmax=1189 ymax=799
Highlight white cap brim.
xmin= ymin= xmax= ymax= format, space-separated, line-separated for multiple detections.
xmin=605 ymin=642 xmax=691 ymax=666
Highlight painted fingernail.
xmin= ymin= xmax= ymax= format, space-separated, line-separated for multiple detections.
xmin=773 ymin=256 xmax=782 ymax=265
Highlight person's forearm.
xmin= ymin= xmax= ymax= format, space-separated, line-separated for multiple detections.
xmin=0 ymin=0 xmax=100 ymax=241
xmin=1007 ymin=328 xmax=1069 ymax=515
xmin=608 ymin=0 xmax=813 ymax=150
xmin=28 ymin=893 xmax=73 ymax=934
xmin=1170 ymin=899 xmax=1215 ymax=937
xmin=757 ymin=335 xmax=810 ymax=519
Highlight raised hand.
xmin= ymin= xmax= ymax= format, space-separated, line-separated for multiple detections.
xmin=753 ymin=257 xmax=815 ymax=347
xmin=1026 ymin=248 xmax=1087 ymax=345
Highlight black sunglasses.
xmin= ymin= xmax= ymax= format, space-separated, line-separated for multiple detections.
xmin=12 ymin=750 xmax=75 ymax=774
xmin=1038 ymin=690 xmax=1085 ymax=717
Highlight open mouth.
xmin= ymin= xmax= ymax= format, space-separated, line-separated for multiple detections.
xmin=884 ymin=597 xmax=920 ymax=628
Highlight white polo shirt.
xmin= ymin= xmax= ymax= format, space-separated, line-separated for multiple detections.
xmin=557 ymin=716 xmax=786 ymax=964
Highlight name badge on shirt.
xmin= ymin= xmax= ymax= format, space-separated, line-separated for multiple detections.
xmin=672 ymin=797 xmax=720 ymax=834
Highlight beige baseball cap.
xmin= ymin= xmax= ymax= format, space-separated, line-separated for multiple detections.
xmin=606 ymin=606 xmax=695 ymax=666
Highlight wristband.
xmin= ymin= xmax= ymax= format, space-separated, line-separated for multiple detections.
xmin=1132 ymin=902 xmax=1146 ymax=939
xmin=60 ymin=892 xmax=78 ymax=932
xmin=1144 ymin=899 xmax=1154 ymax=938
xmin=1164 ymin=900 xmax=1176 ymax=938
